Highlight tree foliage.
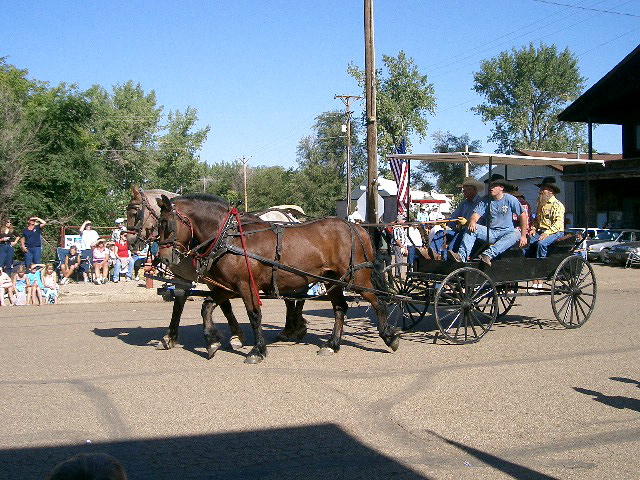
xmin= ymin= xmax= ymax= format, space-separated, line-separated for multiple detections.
xmin=414 ymin=131 xmax=483 ymax=194
xmin=473 ymin=43 xmax=585 ymax=153
xmin=348 ymin=51 xmax=436 ymax=157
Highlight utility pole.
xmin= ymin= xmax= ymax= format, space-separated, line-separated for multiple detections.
xmin=239 ymin=156 xmax=249 ymax=212
xmin=364 ymin=0 xmax=378 ymax=224
xmin=335 ymin=94 xmax=363 ymax=218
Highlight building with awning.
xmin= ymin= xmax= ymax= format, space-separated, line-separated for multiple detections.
xmin=558 ymin=44 xmax=640 ymax=228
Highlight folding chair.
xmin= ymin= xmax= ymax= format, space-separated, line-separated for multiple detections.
xmin=625 ymin=252 xmax=640 ymax=268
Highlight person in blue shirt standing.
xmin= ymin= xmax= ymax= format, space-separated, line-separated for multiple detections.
xmin=20 ymin=216 xmax=47 ymax=268
xmin=449 ymin=178 xmax=528 ymax=266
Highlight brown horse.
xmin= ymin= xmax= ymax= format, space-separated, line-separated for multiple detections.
xmin=126 ymin=187 xmax=306 ymax=357
xmin=156 ymin=193 xmax=399 ymax=364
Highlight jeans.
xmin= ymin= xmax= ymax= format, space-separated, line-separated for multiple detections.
xmin=458 ymin=225 xmax=520 ymax=261
xmin=527 ymin=231 xmax=564 ymax=258
xmin=0 ymin=243 xmax=14 ymax=274
xmin=24 ymin=246 xmax=42 ymax=267
xmin=113 ymin=257 xmax=134 ymax=281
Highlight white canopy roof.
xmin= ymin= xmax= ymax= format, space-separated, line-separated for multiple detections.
xmin=387 ymin=151 xmax=604 ymax=167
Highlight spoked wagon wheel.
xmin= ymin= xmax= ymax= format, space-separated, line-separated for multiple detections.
xmin=551 ymin=255 xmax=597 ymax=328
xmin=383 ymin=263 xmax=430 ymax=331
xmin=434 ymin=267 xmax=498 ymax=344
xmin=496 ymin=282 xmax=518 ymax=319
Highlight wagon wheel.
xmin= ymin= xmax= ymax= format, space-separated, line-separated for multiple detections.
xmin=551 ymin=255 xmax=596 ymax=328
xmin=383 ymin=263 xmax=430 ymax=331
xmin=496 ymin=283 xmax=518 ymax=319
xmin=434 ymin=267 xmax=497 ymax=344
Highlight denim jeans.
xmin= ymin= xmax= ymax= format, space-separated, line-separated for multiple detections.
xmin=458 ymin=226 xmax=520 ymax=261
xmin=112 ymin=257 xmax=134 ymax=281
xmin=24 ymin=246 xmax=42 ymax=267
xmin=527 ymin=231 xmax=564 ymax=258
xmin=0 ymin=243 xmax=14 ymax=274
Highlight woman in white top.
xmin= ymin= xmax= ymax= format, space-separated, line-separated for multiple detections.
xmin=80 ymin=220 xmax=100 ymax=251
xmin=91 ymin=240 xmax=110 ymax=284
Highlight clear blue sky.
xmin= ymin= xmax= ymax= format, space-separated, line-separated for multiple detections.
xmin=3 ymin=0 xmax=639 ymax=169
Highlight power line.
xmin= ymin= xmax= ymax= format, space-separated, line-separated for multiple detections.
xmin=533 ymin=0 xmax=640 ymax=17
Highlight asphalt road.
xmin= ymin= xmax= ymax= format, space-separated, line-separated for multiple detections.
xmin=0 ymin=263 xmax=638 ymax=479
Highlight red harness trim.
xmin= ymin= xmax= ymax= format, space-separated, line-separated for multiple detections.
xmin=230 ymin=207 xmax=262 ymax=306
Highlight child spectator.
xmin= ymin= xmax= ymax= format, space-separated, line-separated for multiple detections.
xmin=92 ymin=240 xmax=110 ymax=284
xmin=26 ymin=264 xmax=44 ymax=305
xmin=111 ymin=232 xmax=133 ymax=282
xmin=41 ymin=263 xmax=59 ymax=304
xmin=574 ymin=232 xmax=587 ymax=260
xmin=12 ymin=265 xmax=29 ymax=305
xmin=0 ymin=267 xmax=15 ymax=306
xmin=60 ymin=245 xmax=89 ymax=284
xmin=0 ymin=219 xmax=19 ymax=275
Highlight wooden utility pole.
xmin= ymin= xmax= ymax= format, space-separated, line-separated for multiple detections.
xmin=240 ymin=156 xmax=249 ymax=211
xmin=335 ymin=94 xmax=363 ymax=218
xmin=364 ymin=0 xmax=378 ymax=223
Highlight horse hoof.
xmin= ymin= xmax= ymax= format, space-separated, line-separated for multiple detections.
xmin=317 ymin=347 xmax=335 ymax=356
xmin=244 ymin=354 xmax=264 ymax=364
xmin=229 ymin=335 xmax=243 ymax=350
xmin=207 ymin=342 xmax=222 ymax=359
xmin=156 ymin=337 xmax=173 ymax=350
xmin=295 ymin=328 xmax=307 ymax=341
xmin=384 ymin=335 xmax=400 ymax=352
xmin=274 ymin=332 xmax=289 ymax=342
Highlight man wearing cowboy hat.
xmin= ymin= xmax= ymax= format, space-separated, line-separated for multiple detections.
xmin=450 ymin=177 xmax=528 ymax=266
xmin=527 ymin=176 xmax=565 ymax=258
xmin=438 ymin=176 xmax=484 ymax=257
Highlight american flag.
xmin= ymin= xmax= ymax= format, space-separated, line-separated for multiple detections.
xmin=390 ymin=139 xmax=410 ymax=215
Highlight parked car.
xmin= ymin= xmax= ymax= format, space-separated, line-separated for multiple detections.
xmin=602 ymin=241 xmax=640 ymax=265
xmin=586 ymin=229 xmax=640 ymax=261
xmin=566 ymin=227 xmax=606 ymax=240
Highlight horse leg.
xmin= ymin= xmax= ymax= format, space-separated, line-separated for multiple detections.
xmin=361 ymin=291 xmax=400 ymax=352
xmin=275 ymin=299 xmax=307 ymax=342
xmin=201 ymin=298 xmax=223 ymax=359
xmin=156 ymin=292 xmax=188 ymax=350
xmin=318 ymin=289 xmax=348 ymax=356
xmin=242 ymin=295 xmax=267 ymax=364
xmin=218 ymin=299 xmax=245 ymax=349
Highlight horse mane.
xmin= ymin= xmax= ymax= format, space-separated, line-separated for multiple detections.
xmin=176 ymin=193 xmax=229 ymax=206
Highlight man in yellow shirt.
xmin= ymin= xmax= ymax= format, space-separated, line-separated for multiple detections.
xmin=527 ymin=176 xmax=565 ymax=258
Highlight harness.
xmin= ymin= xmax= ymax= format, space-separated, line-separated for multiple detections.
xmin=160 ymin=206 xmax=377 ymax=301
xmin=127 ymin=189 xmax=162 ymax=246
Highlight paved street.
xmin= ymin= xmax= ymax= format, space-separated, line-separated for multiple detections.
xmin=0 ymin=263 xmax=638 ymax=479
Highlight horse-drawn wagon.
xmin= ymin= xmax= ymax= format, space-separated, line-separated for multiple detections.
xmin=382 ymin=151 xmax=601 ymax=343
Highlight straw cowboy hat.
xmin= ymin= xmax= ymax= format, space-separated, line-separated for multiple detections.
xmin=457 ymin=176 xmax=484 ymax=191
xmin=536 ymin=176 xmax=561 ymax=194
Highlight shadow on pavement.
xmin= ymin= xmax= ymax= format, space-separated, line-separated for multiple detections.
xmin=1 ymin=424 xmax=428 ymax=479
xmin=573 ymin=386 xmax=640 ymax=412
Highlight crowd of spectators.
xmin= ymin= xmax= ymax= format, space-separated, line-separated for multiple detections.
xmin=0 ymin=214 xmax=155 ymax=307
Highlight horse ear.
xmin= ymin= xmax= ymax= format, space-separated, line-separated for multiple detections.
xmin=131 ymin=185 xmax=142 ymax=201
xmin=158 ymin=194 xmax=172 ymax=211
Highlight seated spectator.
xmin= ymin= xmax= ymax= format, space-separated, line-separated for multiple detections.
xmin=132 ymin=244 xmax=149 ymax=281
xmin=80 ymin=220 xmax=100 ymax=250
xmin=0 ymin=219 xmax=19 ymax=275
xmin=41 ymin=263 xmax=59 ymax=304
xmin=12 ymin=265 xmax=30 ymax=305
xmin=92 ymin=240 xmax=110 ymax=284
xmin=60 ymin=245 xmax=89 ymax=284
xmin=21 ymin=216 xmax=47 ymax=268
xmin=45 ymin=453 xmax=127 ymax=480
xmin=26 ymin=264 xmax=44 ymax=305
xmin=0 ymin=267 xmax=15 ymax=306
xmin=406 ymin=224 xmax=424 ymax=271
xmin=111 ymin=232 xmax=133 ymax=282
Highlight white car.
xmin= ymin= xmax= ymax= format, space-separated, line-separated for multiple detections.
xmin=591 ymin=229 xmax=640 ymax=262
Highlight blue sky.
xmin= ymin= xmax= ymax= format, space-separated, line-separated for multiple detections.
xmin=3 ymin=0 xmax=639 ymax=169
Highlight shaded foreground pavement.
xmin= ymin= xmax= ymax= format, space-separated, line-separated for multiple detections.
xmin=0 ymin=264 xmax=638 ymax=479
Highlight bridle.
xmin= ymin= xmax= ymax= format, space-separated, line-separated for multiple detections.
xmin=126 ymin=189 xmax=161 ymax=249
xmin=157 ymin=203 xmax=196 ymax=261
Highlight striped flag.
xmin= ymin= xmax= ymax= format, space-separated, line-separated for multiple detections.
xmin=390 ymin=139 xmax=410 ymax=215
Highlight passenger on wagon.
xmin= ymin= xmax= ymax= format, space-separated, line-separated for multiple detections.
xmin=449 ymin=177 xmax=528 ymax=266
xmin=527 ymin=176 xmax=565 ymax=258
xmin=444 ymin=176 xmax=484 ymax=255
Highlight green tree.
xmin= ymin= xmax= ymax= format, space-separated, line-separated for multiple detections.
xmin=348 ymin=51 xmax=436 ymax=157
xmin=415 ymin=131 xmax=483 ymax=194
xmin=473 ymin=43 xmax=585 ymax=154
xmin=155 ymin=107 xmax=209 ymax=193
xmin=202 ymin=160 xmax=244 ymax=204
xmin=246 ymin=165 xmax=297 ymax=211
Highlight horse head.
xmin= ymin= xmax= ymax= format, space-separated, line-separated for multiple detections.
xmin=127 ymin=186 xmax=179 ymax=252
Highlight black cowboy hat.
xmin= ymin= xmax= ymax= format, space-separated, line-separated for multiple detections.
xmin=485 ymin=174 xmax=515 ymax=192
xmin=536 ymin=176 xmax=561 ymax=194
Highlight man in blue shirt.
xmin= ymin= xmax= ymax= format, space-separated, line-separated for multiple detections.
xmin=449 ymin=178 xmax=528 ymax=266
xmin=20 ymin=216 xmax=47 ymax=268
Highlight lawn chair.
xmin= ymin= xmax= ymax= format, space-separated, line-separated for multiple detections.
xmin=625 ymin=251 xmax=640 ymax=268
